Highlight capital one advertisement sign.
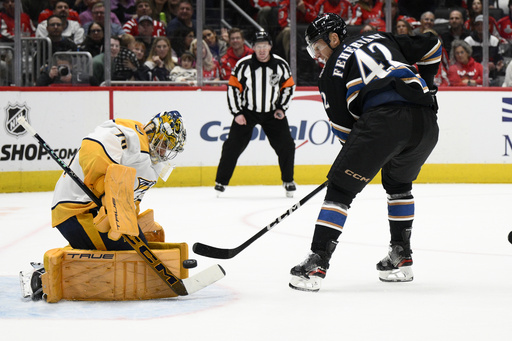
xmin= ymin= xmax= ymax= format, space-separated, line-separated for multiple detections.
xmin=113 ymin=90 xmax=342 ymax=167
xmin=2 ymin=89 xmax=512 ymax=174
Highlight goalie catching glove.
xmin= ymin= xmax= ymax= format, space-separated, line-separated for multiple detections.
xmin=93 ymin=164 xmax=139 ymax=241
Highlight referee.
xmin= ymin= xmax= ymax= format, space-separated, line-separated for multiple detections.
xmin=214 ymin=30 xmax=297 ymax=197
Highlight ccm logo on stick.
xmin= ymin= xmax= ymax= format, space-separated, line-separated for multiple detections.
xmin=345 ymin=169 xmax=371 ymax=182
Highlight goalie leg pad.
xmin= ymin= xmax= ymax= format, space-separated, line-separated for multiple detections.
xmin=41 ymin=242 xmax=189 ymax=303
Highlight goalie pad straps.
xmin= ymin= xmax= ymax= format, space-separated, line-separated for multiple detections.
xmin=104 ymin=164 xmax=139 ymax=241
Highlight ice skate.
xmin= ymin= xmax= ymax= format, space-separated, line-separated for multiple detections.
xmin=19 ymin=262 xmax=46 ymax=301
xmin=289 ymin=240 xmax=337 ymax=292
xmin=283 ymin=181 xmax=296 ymax=198
xmin=376 ymin=242 xmax=413 ymax=282
xmin=214 ymin=182 xmax=226 ymax=197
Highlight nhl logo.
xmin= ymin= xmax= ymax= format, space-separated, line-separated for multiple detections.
xmin=269 ymin=73 xmax=280 ymax=86
xmin=5 ymin=103 xmax=29 ymax=137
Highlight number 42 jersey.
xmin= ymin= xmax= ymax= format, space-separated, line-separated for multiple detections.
xmin=319 ymin=32 xmax=442 ymax=143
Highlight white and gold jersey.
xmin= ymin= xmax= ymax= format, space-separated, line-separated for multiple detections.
xmin=51 ymin=119 xmax=159 ymax=227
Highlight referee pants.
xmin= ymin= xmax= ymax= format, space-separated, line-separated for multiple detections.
xmin=215 ymin=111 xmax=296 ymax=185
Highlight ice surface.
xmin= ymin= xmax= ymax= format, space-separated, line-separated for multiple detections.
xmin=1 ymin=184 xmax=512 ymax=340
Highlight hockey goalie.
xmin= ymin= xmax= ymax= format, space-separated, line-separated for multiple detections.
xmin=20 ymin=111 xmax=191 ymax=302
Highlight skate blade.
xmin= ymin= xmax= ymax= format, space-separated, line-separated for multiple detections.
xmin=289 ymin=275 xmax=322 ymax=292
xmin=286 ymin=191 xmax=294 ymax=198
xmin=378 ymin=266 xmax=414 ymax=282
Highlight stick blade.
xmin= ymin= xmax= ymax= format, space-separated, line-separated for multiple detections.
xmin=193 ymin=242 xmax=235 ymax=259
xmin=181 ymin=264 xmax=226 ymax=295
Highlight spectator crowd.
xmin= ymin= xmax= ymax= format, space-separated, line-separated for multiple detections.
xmin=2 ymin=0 xmax=512 ymax=86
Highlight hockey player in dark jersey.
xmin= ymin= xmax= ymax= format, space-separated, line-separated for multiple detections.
xmin=289 ymin=13 xmax=441 ymax=292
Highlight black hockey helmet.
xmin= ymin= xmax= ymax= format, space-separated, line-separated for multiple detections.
xmin=253 ymin=30 xmax=272 ymax=46
xmin=305 ymin=13 xmax=347 ymax=57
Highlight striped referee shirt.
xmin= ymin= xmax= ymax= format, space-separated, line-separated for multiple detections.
xmin=227 ymin=53 xmax=295 ymax=115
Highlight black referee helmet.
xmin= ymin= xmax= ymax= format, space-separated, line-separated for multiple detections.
xmin=254 ymin=30 xmax=272 ymax=45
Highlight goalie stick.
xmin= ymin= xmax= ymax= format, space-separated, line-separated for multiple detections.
xmin=193 ymin=181 xmax=328 ymax=259
xmin=18 ymin=117 xmax=225 ymax=296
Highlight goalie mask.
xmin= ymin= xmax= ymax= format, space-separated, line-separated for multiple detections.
xmin=305 ymin=13 xmax=347 ymax=59
xmin=144 ymin=110 xmax=186 ymax=164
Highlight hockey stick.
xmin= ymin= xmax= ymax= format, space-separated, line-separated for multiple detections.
xmin=193 ymin=181 xmax=329 ymax=259
xmin=18 ymin=117 xmax=225 ymax=296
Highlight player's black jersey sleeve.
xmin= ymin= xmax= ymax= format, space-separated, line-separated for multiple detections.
xmin=390 ymin=32 xmax=443 ymax=89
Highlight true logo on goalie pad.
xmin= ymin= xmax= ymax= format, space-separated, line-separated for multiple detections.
xmin=5 ymin=103 xmax=30 ymax=137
